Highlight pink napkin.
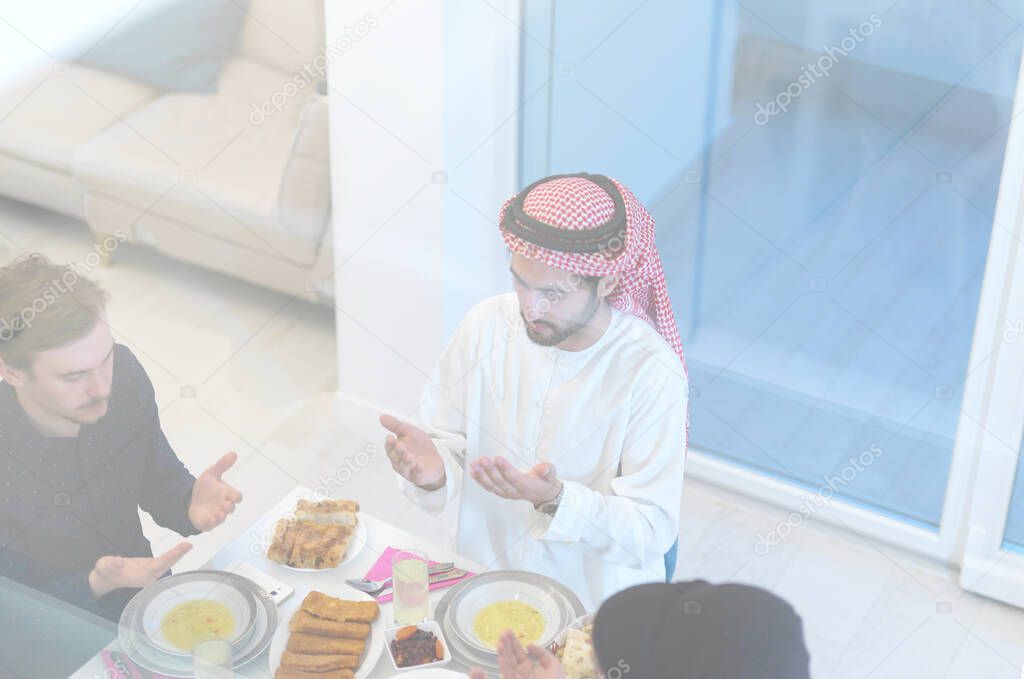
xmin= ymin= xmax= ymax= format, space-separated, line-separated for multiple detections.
xmin=102 ymin=650 xmax=174 ymax=679
xmin=364 ymin=546 xmax=475 ymax=603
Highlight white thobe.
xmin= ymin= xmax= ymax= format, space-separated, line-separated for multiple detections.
xmin=401 ymin=293 xmax=688 ymax=611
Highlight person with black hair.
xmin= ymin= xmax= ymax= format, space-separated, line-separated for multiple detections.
xmin=470 ymin=580 xmax=811 ymax=679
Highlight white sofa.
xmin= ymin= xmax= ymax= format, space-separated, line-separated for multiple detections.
xmin=0 ymin=0 xmax=333 ymax=302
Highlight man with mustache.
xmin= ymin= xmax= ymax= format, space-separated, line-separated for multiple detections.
xmin=381 ymin=173 xmax=689 ymax=609
xmin=0 ymin=254 xmax=242 ymax=619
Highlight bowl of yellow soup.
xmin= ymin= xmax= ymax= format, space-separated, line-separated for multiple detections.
xmin=141 ymin=578 xmax=258 ymax=657
xmin=450 ymin=580 xmax=564 ymax=656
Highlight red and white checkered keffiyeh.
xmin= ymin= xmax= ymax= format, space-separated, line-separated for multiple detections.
xmin=499 ymin=173 xmax=688 ymax=379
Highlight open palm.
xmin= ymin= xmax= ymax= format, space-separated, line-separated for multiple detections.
xmin=188 ymin=451 xmax=243 ymax=531
xmin=469 ymin=630 xmax=566 ymax=679
xmin=90 ymin=542 xmax=192 ymax=598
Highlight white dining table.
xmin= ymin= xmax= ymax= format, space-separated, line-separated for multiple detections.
xmin=72 ymin=485 xmax=484 ymax=679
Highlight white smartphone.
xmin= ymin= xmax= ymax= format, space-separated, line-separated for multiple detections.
xmin=224 ymin=560 xmax=294 ymax=605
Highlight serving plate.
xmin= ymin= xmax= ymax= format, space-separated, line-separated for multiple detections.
xmin=267 ymin=584 xmax=384 ymax=679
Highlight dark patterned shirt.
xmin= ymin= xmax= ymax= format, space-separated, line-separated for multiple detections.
xmin=0 ymin=344 xmax=198 ymax=619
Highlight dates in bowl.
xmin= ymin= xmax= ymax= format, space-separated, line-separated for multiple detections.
xmin=386 ymin=621 xmax=450 ymax=671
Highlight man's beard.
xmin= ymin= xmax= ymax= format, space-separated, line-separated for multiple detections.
xmin=522 ymin=291 xmax=601 ymax=347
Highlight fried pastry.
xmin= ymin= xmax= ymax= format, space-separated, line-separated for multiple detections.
xmin=301 ymin=591 xmax=380 ymax=623
xmin=286 ymin=632 xmax=366 ymax=656
xmin=274 ymin=668 xmax=354 ymax=679
xmin=288 ymin=610 xmax=370 ymax=639
xmin=280 ymin=651 xmax=359 ymax=671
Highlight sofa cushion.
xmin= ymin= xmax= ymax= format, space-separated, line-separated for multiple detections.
xmin=73 ymin=57 xmax=324 ymax=264
xmin=78 ymin=0 xmax=249 ymax=93
xmin=0 ymin=153 xmax=85 ymax=218
xmin=0 ymin=65 xmax=156 ymax=173
xmin=278 ymin=95 xmax=331 ymax=247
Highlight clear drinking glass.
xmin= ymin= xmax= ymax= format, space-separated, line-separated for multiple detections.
xmin=391 ymin=549 xmax=430 ymax=625
xmin=192 ymin=639 xmax=234 ymax=679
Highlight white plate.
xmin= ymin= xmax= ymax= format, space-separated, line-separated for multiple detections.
xmin=268 ymin=585 xmax=384 ymax=679
xmin=119 ymin=572 xmax=277 ymax=678
xmin=434 ymin=571 xmax=585 ymax=671
xmin=141 ymin=579 xmax=257 ymax=656
xmin=442 ymin=610 xmax=499 ymax=672
xmin=452 ymin=581 xmax=563 ymax=654
xmin=273 ymin=520 xmax=368 ymax=571
xmin=388 ymin=670 xmax=468 ymax=679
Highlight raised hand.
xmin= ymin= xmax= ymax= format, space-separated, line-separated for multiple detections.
xmin=469 ymin=457 xmax=562 ymax=507
xmin=188 ymin=451 xmax=244 ymax=532
xmin=380 ymin=413 xmax=446 ymax=490
xmin=89 ymin=542 xmax=192 ymax=599
xmin=469 ymin=630 xmax=567 ymax=679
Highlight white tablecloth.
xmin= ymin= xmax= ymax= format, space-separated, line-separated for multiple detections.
xmin=72 ymin=485 xmax=483 ymax=678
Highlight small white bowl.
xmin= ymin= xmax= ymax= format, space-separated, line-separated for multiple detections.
xmin=142 ymin=580 xmax=256 ymax=656
xmin=384 ymin=620 xmax=452 ymax=672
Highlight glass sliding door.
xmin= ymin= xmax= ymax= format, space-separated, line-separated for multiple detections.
xmin=957 ymin=52 xmax=1024 ymax=603
xmin=520 ymin=0 xmax=1023 ymax=536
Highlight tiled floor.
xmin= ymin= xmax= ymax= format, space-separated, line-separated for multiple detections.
xmin=3 ymin=198 xmax=1024 ymax=677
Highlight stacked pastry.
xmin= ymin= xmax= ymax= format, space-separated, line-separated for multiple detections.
xmin=554 ymin=623 xmax=598 ymax=679
xmin=268 ymin=499 xmax=360 ymax=569
xmin=275 ymin=591 xmax=380 ymax=679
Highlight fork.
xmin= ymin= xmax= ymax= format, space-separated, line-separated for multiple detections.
xmin=345 ymin=561 xmax=455 ymax=594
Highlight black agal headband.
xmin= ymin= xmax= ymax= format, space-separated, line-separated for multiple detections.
xmin=501 ymin=172 xmax=627 ymax=254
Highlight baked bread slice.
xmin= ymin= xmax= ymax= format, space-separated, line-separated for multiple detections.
xmin=561 ymin=628 xmax=597 ymax=679
xmin=321 ymin=523 xmax=356 ymax=568
xmin=266 ymin=498 xmax=360 ymax=568
xmin=296 ymin=499 xmax=359 ymax=525
xmin=267 ymin=519 xmax=294 ymax=564
xmin=295 ymin=523 xmax=340 ymax=569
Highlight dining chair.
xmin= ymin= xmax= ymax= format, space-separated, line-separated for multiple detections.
xmin=664 ymin=538 xmax=679 ymax=582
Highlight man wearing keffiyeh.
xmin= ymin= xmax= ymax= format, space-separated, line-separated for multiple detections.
xmin=381 ymin=173 xmax=689 ymax=609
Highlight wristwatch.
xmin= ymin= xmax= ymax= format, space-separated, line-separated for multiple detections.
xmin=535 ymin=483 xmax=565 ymax=517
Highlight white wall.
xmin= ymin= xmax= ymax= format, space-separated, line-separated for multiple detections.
xmin=0 ymin=0 xmax=189 ymax=83
xmin=326 ymin=0 xmax=518 ymax=416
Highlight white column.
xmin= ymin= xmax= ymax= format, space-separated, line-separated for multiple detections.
xmin=325 ymin=0 xmax=519 ymax=416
